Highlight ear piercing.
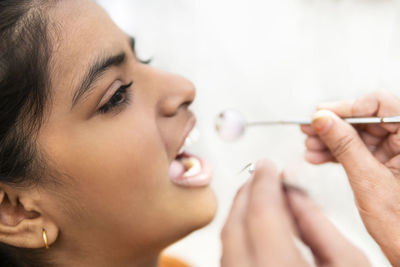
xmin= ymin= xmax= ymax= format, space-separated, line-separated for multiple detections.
xmin=42 ymin=228 xmax=49 ymax=249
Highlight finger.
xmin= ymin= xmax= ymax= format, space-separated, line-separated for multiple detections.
xmin=305 ymin=150 xmax=335 ymax=164
xmin=373 ymin=145 xmax=392 ymax=164
xmin=374 ymin=130 xmax=400 ymax=164
xmin=317 ymin=92 xmax=380 ymax=118
xmin=246 ymin=160 xmax=292 ymax=249
xmin=359 ymin=131 xmax=383 ymax=147
xmin=287 ymin=189 xmax=371 ymax=266
xmin=364 ymin=124 xmax=388 ymax=138
xmin=280 ymin=173 xmax=306 ymax=239
xmin=221 ymin=182 xmax=251 ymax=267
xmin=318 ymin=93 xmax=393 ymax=149
xmin=305 ymin=136 xmax=327 ymax=151
xmin=311 ymin=110 xmax=387 ymax=207
xmin=317 ymin=99 xmax=357 ymax=116
xmin=224 ymin=182 xmax=251 ymax=227
xmin=248 ymin=159 xmax=281 ymax=211
xmin=301 ymin=125 xmax=317 ymax=136
xmin=246 ymin=160 xmax=305 ymax=265
xmin=319 ymin=90 xmax=400 ymax=133
xmin=366 ymin=145 xmax=378 ymax=154
xmin=385 ymin=154 xmax=400 ymax=176
xmin=368 ymin=90 xmax=400 ymax=133
xmin=311 ymin=110 xmax=382 ymax=174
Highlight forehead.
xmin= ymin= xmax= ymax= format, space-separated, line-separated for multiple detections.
xmin=48 ymin=0 xmax=127 ymax=99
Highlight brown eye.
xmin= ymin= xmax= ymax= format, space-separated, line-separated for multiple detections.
xmin=109 ymin=90 xmax=124 ymax=105
xmin=98 ymin=81 xmax=133 ymax=114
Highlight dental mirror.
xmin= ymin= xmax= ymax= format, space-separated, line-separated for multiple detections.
xmin=215 ymin=109 xmax=400 ymax=142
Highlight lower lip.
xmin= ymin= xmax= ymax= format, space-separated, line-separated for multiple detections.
xmin=168 ymin=153 xmax=213 ymax=188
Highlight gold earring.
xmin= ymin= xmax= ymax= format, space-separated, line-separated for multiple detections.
xmin=42 ymin=228 xmax=49 ymax=249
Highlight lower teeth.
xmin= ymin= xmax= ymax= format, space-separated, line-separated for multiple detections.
xmin=180 ymin=157 xmax=201 ymax=177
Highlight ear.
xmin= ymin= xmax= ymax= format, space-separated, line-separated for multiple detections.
xmin=0 ymin=185 xmax=59 ymax=249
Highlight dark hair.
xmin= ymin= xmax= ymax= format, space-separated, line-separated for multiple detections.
xmin=0 ymin=0 xmax=55 ymax=266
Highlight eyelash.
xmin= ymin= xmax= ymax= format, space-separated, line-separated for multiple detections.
xmin=98 ymin=81 xmax=133 ymax=114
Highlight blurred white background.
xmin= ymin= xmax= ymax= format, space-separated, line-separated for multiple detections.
xmin=98 ymin=1 xmax=400 ymax=266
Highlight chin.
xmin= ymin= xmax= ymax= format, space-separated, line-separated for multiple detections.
xmin=184 ymin=187 xmax=217 ymax=235
xmin=166 ymin=186 xmax=218 ymax=246
xmin=192 ymin=187 xmax=218 ymax=227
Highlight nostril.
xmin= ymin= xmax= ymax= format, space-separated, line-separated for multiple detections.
xmin=181 ymin=100 xmax=193 ymax=109
xmin=158 ymin=75 xmax=196 ymax=117
xmin=160 ymin=100 xmax=192 ymax=118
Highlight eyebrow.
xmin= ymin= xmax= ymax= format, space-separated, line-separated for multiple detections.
xmin=71 ymin=52 xmax=126 ymax=108
xmin=71 ymin=36 xmax=137 ymax=109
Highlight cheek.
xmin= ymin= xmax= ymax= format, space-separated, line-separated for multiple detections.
xmin=41 ymin=114 xmax=172 ymax=223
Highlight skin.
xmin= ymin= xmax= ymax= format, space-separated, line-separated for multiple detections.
xmin=0 ymin=1 xmax=390 ymax=266
xmin=0 ymin=1 xmax=216 ymax=266
xmin=302 ymin=90 xmax=400 ymax=266
xmin=221 ymin=160 xmax=371 ymax=267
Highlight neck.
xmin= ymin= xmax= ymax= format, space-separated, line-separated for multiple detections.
xmin=50 ymin=243 xmax=161 ymax=267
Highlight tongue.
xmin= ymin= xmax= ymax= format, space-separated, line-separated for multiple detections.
xmin=168 ymin=160 xmax=185 ymax=180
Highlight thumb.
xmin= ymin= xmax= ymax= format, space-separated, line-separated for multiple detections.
xmin=311 ymin=110 xmax=384 ymax=185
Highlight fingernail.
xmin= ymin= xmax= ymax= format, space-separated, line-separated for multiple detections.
xmin=312 ymin=110 xmax=333 ymax=134
xmin=255 ymin=159 xmax=267 ymax=169
xmin=254 ymin=159 xmax=277 ymax=175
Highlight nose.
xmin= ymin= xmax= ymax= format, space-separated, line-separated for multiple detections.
xmin=158 ymin=74 xmax=196 ymax=117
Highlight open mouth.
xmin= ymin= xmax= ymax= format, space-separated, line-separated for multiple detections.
xmin=168 ymin=128 xmax=213 ymax=187
xmin=176 ymin=152 xmax=202 ymax=177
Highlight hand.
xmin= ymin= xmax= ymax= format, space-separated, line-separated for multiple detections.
xmin=302 ymin=90 xmax=400 ymax=266
xmin=220 ymin=159 xmax=370 ymax=267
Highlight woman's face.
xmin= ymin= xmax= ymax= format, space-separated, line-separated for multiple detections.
xmin=37 ymin=0 xmax=216 ymax=263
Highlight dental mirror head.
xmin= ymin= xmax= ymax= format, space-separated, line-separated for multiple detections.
xmin=215 ymin=109 xmax=247 ymax=141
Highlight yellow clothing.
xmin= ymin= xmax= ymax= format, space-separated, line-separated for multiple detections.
xmin=160 ymin=255 xmax=191 ymax=267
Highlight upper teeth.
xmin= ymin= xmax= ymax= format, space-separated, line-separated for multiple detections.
xmin=178 ymin=128 xmax=199 ymax=155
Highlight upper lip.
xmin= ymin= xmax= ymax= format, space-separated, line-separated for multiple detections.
xmin=175 ymin=114 xmax=197 ymax=158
